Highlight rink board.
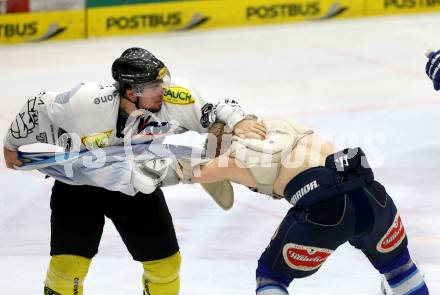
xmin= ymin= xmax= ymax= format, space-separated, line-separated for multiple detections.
xmin=86 ymin=0 xmax=362 ymax=37
xmin=0 ymin=10 xmax=85 ymax=44
xmin=2 ymin=0 xmax=440 ymax=43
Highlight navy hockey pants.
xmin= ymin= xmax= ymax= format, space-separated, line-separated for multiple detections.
xmin=256 ymin=148 xmax=408 ymax=284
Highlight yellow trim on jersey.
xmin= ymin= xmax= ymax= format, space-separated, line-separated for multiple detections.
xmin=163 ymin=86 xmax=195 ymax=105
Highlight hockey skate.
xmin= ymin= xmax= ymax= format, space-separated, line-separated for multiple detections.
xmin=381 ymin=278 xmax=393 ymax=295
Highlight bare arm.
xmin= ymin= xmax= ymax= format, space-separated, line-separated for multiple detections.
xmin=192 ymin=156 xmax=257 ymax=188
xmin=233 ymin=118 xmax=267 ymax=140
xmin=3 ymin=147 xmax=22 ymax=169
xmin=190 ymin=133 xmax=335 ymax=196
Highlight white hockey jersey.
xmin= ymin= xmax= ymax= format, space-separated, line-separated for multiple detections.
xmin=3 ymin=78 xmax=247 ymax=195
xmin=3 ymin=78 xmax=246 ymax=152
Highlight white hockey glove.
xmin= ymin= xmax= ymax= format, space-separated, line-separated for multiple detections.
xmin=132 ymin=157 xmax=180 ymax=194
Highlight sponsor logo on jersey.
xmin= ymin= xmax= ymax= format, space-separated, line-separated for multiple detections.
xmin=163 ymin=86 xmax=195 ymax=105
xmin=94 ymin=93 xmax=116 ymax=104
xmin=81 ymin=130 xmax=113 ymax=149
xmin=384 ymin=0 xmax=440 ymax=9
xmin=282 ymin=243 xmax=333 ymax=271
xmin=200 ymin=103 xmax=213 ymax=128
xmin=289 ymin=180 xmax=320 ymax=206
xmin=376 ymin=213 xmax=406 ymax=253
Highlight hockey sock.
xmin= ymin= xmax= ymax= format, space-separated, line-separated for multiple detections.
xmin=256 ymin=277 xmax=289 ymax=295
xmin=142 ymin=251 xmax=181 ymax=295
xmin=44 ymin=255 xmax=91 ymax=295
xmin=256 ymin=253 xmax=292 ymax=295
xmin=376 ymin=248 xmax=428 ymax=295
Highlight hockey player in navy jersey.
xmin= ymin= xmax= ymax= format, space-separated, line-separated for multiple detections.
xmin=181 ymin=120 xmax=430 ymax=295
xmin=3 ymin=47 xmax=266 ymax=295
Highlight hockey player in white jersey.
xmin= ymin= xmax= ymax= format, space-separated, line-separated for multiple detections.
xmin=3 ymin=47 xmax=266 ymax=295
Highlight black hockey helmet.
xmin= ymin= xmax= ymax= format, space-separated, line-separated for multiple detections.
xmin=111 ymin=47 xmax=170 ymax=96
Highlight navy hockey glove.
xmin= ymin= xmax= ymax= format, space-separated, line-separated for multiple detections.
xmin=426 ymin=49 xmax=440 ymax=90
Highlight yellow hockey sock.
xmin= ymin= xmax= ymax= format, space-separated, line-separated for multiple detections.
xmin=44 ymin=255 xmax=91 ymax=295
xmin=142 ymin=251 xmax=181 ymax=295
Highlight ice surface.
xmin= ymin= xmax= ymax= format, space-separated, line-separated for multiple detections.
xmin=1 ymin=13 xmax=439 ymax=294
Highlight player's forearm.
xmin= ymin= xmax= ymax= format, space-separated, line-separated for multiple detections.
xmin=191 ymin=157 xmax=231 ymax=183
xmin=3 ymin=146 xmax=22 ymax=168
xmin=192 ymin=157 xmax=256 ymax=188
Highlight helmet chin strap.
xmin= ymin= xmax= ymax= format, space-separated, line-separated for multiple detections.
xmin=119 ymin=95 xmax=141 ymax=115
xmin=135 ymin=96 xmax=142 ymax=109
xmin=133 ymin=85 xmax=144 ymax=109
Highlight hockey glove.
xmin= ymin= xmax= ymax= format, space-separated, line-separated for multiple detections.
xmin=426 ymin=49 xmax=440 ymax=90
